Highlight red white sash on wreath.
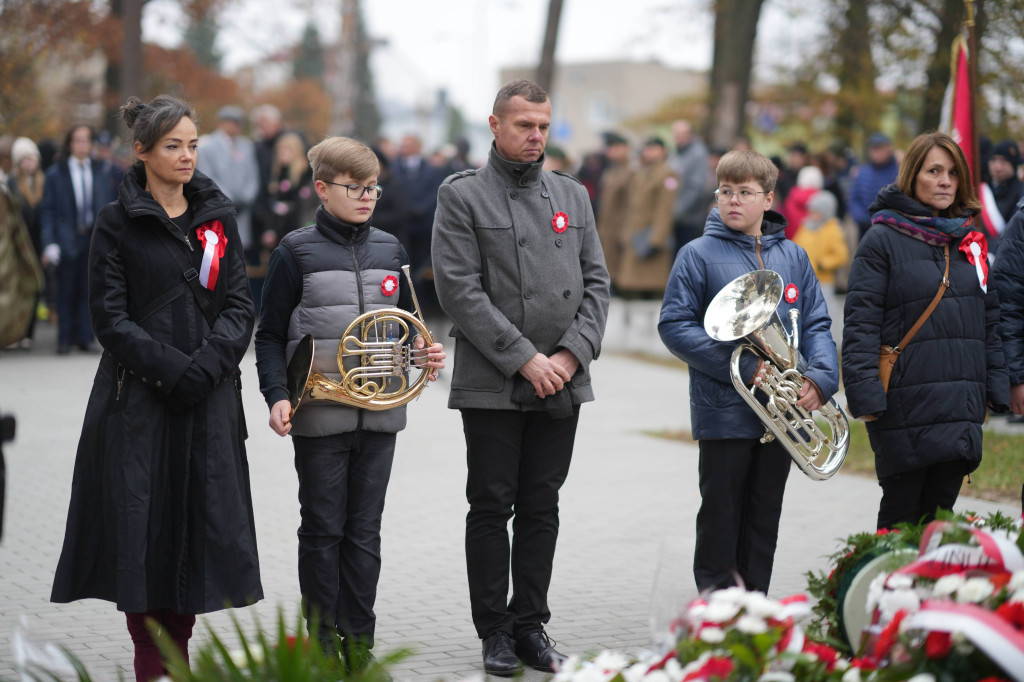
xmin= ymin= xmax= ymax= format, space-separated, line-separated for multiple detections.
xmin=196 ymin=220 xmax=227 ymax=291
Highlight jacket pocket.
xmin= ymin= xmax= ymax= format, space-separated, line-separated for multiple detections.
xmin=451 ymin=335 xmax=505 ymax=393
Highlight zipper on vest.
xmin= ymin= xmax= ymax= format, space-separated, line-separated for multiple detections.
xmin=350 ymin=240 xmax=366 ymax=429
xmin=755 ymin=235 xmax=765 ymax=269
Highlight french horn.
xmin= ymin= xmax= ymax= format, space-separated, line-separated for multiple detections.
xmin=704 ymin=270 xmax=849 ymax=481
xmin=286 ymin=264 xmax=435 ymax=413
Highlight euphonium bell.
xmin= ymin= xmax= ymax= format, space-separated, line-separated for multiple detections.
xmin=286 ymin=265 xmax=435 ymax=414
xmin=704 ymin=270 xmax=849 ymax=481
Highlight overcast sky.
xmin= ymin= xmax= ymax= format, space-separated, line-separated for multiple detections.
xmin=142 ymin=0 xmax=812 ymax=122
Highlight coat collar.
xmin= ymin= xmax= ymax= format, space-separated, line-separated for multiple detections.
xmin=119 ymin=163 xmax=235 ymax=228
xmin=313 ymin=205 xmax=370 ymax=247
xmin=486 ymin=143 xmax=544 ymax=187
xmin=703 ymin=206 xmax=788 ymax=243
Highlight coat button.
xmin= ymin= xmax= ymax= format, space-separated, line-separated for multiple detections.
xmin=563 ymin=289 xmax=571 ymax=298
xmin=510 ymin=191 xmax=519 ymax=200
xmin=542 ymin=191 xmax=550 ymax=198
xmin=555 ymin=238 xmax=563 ymax=247
xmin=524 ymin=291 xmax=533 ymax=299
xmin=156 ymin=380 xmax=162 ymax=388
xmin=518 ymin=237 xmax=528 ymax=246
xmin=495 ymin=340 xmax=506 ymax=350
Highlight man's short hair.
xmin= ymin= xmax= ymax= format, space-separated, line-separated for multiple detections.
xmin=307 ymin=136 xmax=380 ymax=183
xmin=716 ymin=150 xmax=779 ymax=193
xmin=492 ymin=79 xmax=549 ymax=117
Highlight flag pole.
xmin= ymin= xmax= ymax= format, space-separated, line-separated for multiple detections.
xmin=965 ymin=0 xmax=980 ymax=186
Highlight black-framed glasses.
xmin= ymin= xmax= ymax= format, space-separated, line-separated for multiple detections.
xmin=714 ymin=188 xmax=765 ymax=205
xmin=323 ymin=181 xmax=383 ymax=200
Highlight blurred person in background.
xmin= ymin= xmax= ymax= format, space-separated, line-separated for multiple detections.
xmin=992 ymin=199 xmax=1024 ymax=425
xmin=370 ymin=146 xmax=411 ymax=248
xmin=668 ymin=120 xmax=710 ymax=249
xmin=987 ymin=139 xmax=1023 ymax=225
xmin=783 ymin=164 xmax=824 ymax=240
xmin=40 ymin=124 xmax=118 ymax=354
xmin=6 ymin=137 xmax=47 ymax=348
xmin=262 ymin=132 xmax=317 ymax=248
xmin=775 ymin=141 xmax=809 ymax=214
xmin=595 ymin=132 xmax=633 ymax=290
xmin=793 ymin=190 xmax=849 ymax=343
xmin=198 ymin=106 xmax=261 ymax=310
xmin=849 ymin=133 xmax=900 ymax=241
xmin=541 ymin=144 xmax=572 ymax=173
xmin=392 ymin=133 xmax=444 ymax=315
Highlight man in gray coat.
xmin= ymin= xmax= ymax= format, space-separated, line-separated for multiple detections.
xmin=669 ymin=119 xmax=710 ymax=249
xmin=432 ymin=80 xmax=610 ymax=677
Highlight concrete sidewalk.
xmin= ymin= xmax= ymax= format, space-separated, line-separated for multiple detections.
xmin=0 ymin=306 xmax=1017 ymax=680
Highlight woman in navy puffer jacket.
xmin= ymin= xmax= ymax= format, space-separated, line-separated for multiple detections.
xmin=842 ymin=132 xmax=1009 ymax=530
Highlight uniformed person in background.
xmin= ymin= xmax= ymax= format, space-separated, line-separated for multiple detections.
xmin=431 ymin=79 xmax=610 ymax=677
xmin=595 ymin=131 xmax=634 ymax=289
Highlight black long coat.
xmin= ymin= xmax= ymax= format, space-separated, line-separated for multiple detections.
xmin=51 ymin=165 xmax=262 ymax=614
xmin=842 ymin=189 xmax=1009 ymax=480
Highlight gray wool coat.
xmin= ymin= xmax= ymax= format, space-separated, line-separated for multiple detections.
xmin=431 ymin=145 xmax=610 ymax=411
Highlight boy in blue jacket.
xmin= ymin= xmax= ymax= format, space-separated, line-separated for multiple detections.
xmin=658 ymin=150 xmax=839 ymax=594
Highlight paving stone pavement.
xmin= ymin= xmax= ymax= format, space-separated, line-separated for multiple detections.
xmin=0 ymin=304 xmax=1018 ymax=680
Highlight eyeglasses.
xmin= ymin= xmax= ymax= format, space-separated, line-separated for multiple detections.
xmin=714 ymin=189 xmax=766 ymax=205
xmin=323 ymin=181 xmax=383 ymax=200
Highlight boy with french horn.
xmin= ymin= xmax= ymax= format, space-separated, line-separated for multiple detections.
xmin=254 ymin=136 xmax=445 ymax=667
xmin=658 ymin=150 xmax=840 ymax=595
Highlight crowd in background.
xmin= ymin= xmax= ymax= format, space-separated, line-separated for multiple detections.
xmin=2 ymin=109 xmax=1024 ymax=357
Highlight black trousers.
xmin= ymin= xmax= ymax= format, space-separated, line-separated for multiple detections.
xmin=694 ymin=438 xmax=791 ymax=594
xmin=461 ymin=407 xmax=579 ymax=639
xmin=877 ymin=459 xmax=967 ymax=530
xmin=293 ymin=430 xmax=396 ymax=646
xmin=56 ymin=232 xmax=93 ymax=348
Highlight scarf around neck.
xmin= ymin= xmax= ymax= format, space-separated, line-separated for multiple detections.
xmin=869 ymin=183 xmax=974 ymax=245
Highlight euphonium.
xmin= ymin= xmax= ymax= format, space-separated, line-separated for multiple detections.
xmin=286 ymin=264 xmax=435 ymax=414
xmin=703 ymin=270 xmax=849 ymax=481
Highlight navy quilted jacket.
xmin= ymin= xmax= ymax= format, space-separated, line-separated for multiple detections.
xmin=659 ymin=208 xmax=839 ymax=440
xmin=842 ymin=189 xmax=1009 ymax=479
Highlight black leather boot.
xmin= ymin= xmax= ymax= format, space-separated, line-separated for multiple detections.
xmin=515 ymin=629 xmax=567 ymax=672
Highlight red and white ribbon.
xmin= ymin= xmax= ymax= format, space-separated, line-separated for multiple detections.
xmin=904 ymin=601 xmax=1024 ymax=682
xmin=196 ymin=220 xmax=227 ymax=291
xmin=959 ymin=231 xmax=989 ymax=293
xmin=894 ymin=520 xmax=1024 ymax=581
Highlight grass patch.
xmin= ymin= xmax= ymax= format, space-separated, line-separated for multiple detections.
xmin=645 ymin=418 xmax=1022 ymax=504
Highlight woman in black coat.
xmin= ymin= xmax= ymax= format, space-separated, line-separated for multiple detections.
xmin=50 ymin=95 xmax=262 ymax=681
xmin=842 ymin=131 xmax=1009 ymax=530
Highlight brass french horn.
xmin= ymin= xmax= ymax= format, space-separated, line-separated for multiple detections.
xmin=286 ymin=265 xmax=435 ymax=414
xmin=704 ymin=270 xmax=849 ymax=481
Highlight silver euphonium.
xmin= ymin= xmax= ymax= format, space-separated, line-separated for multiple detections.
xmin=704 ymin=270 xmax=849 ymax=481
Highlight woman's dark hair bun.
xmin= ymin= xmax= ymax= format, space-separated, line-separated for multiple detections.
xmin=120 ymin=96 xmax=145 ymax=129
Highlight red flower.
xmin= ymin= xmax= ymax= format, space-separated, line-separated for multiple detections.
xmin=683 ymin=656 xmax=734 ymax=681
xmin=996 ymin=600 xmax=1024 ymax=631
xmin=803 ymin=641 xmax=840 ymax=671
xmin=924 ymin=631 xmax=952 ymax=658
xmin=867 ymin=609 xmax=907 ymax=664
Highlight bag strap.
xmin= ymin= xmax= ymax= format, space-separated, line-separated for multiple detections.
xmin=152 ymin=224 xmax=220 ymax=329
xmin=892 ymin=243 xmax=950 ymax=354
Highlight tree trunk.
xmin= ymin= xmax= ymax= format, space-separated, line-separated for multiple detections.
xmin=121 ymin=0 xmax=144 ymax=101
xmin=705 ymin=0 xmax=765 ymax=149
xmin=536 ymin=0 xmax=564 ymax=95
xmin=919 ymin=0 xmax=967 ymax=131
xmin=833 ymin=0 xmax=878 ymax=148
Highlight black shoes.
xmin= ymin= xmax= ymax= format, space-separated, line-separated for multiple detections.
xmin=515 ymin=629 xmax=567 ymax=673
xmin=482 ymin=631 xmax=522 ymax=677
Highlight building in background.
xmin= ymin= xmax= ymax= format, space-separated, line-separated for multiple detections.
xmin=500 ymin=60 xmax=705 ymax=159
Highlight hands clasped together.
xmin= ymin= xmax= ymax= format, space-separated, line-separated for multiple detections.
xmin=518 ymin=350 xmax=579 ymax=399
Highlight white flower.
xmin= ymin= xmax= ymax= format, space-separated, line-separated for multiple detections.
xmin=866 ymin=573 xmax=888 ymax=613
xmin=643 ymin=671 xmax=672 ymax=682
xmin=887 ymin=573 xmax=914 ymax=590
xmin=906 ymin=674 xmax=937 ymax=682
xmin=698 ymin=626 xmax=726 ymax=643
xmin=687 ymin=602 xmax=708 ymax=622
xmin=932 ymin=573 xmax=965 ymax=597
xmin=709 ymin=586 xmax=748 ymax=607
xmin=834 ymin=658 xmax=850 ymax=671
xmin=841 ymin=667 xmax=862 ymax=682
xmin=956 ymin=576 xmax=995 ymax=603
xmin=680 ymin=652 xmax=713 ymax=678
xmin=757 ymin=673 xmax=795 ymax=682
xmin=743 ymin=592 xmax=782 ymax=619
xmin=878 ymin=588 xmax=921 ymax=620
xmin=735 ymin=614 xmax=769 ymax=635
xmin=702 ymin=600 xmax=741 ymax=624
xmin=592 ymin=650 xmax=630 ymax=672
xmin=663 ymin=658 xmax=684 ymax=682
xmin=1008 ymin=570 xmax=1024 ymax=593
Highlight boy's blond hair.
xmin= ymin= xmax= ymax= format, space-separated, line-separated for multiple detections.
xmin=307 ymin=136 xmax=380 ymax=183
xmin=716 ymin=150 xmax=779 ymax=193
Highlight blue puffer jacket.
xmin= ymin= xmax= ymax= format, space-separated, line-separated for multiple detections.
xmin=659 ymin=208 xmax=840 ymax=440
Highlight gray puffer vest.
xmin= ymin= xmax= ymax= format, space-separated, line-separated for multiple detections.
xmin=283 ymin=214 xmax=409 ymax=437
